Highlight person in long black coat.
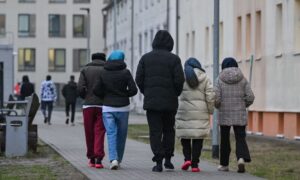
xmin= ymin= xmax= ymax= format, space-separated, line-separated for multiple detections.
xmin=62 ymin=75 xmax=78 ymax=125
xmin=135 ymin=30 xmax=185 ymax=172
xmin=20 ymin=75 xmax=34 ymax=100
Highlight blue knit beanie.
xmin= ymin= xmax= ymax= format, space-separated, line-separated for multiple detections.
xmin=108 ymin=50 xmax=125 ymax=61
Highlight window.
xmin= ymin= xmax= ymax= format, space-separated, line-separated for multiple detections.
xmin=191 ymin=31 xmax=195 ymax=56
xmin=73 ymin=15 xmax=87 ymax=37
xmin=48 ymin=49 xmax=66 ymax=72
xmin=18 ymin=48 xmax=35 ymax=71
xmin=276 ymin=4 xmax=283 ymax=54
xmin=73 ymin=49 xmax=87 ymax=72
xmin=19 ymin=0 xmax=35 ymax=3
xmin=236 ymin=16 xmax=242 ymax=60
xmin=49 ymin=0 xmax=66 ymax=3
xmin=204 ymin=27 xmax=209 ymax=63
xmin=18 ymin=14 xmax=36 ymax=37
xmin=246 ymin=14 xmax=251 ymax=59
xmin=255 ymin=11 xmax=262 ymax=58
xmin=73 ymin=0 xmax=90 ymax=3
xmin=49 ymin=14 xmax=66 ymax=37
xmin=295 ymin=0 xmax=300 ymax=51
xmin=139 ymin=33 xmax=142 ymax=55
xmin=186 ymin=33 xmax=190 ymax=58
xmin=0 ymin=15 xmax=5 ymax=35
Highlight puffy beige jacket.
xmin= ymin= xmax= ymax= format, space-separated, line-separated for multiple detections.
xmin=176 ymin=69 xmax=215 ymax=139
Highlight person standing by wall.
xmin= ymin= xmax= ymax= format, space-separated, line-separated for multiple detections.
xmin=40 ymin=75 xmax=57 ymax=125
xmin=77 ymin=53 xmax=106 ymax=169
xmin=94 ymin=50 xmax=137 ymax=170
xmin=62 ymin=75 xmax=78 ymax=126
xmin=20 ymin=75 xmax=34 ymax=100
xmin=214 ymin=57 xmax=255 ymax=173
xmin=176 ymin=58 xmax=215 ymax=172
xmin=135 ymin=30 xmax=185 ymax=172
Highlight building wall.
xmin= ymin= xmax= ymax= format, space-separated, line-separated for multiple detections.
xmin=0 ymin=45 xmax=13 ymax=104
xmin=178 ymin=0 xmax=300 ymax=139
xmin=0 ymin=0 xmax=105 ymax=105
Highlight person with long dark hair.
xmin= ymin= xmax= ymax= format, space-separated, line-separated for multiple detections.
xmin=20 ymin=75 xmax=34 ymax=100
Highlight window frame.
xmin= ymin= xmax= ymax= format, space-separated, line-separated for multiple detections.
xmin=73 ymin=49 xmax=87 ymax=72
xmin=18 ymin=48 xmax=36 ymax=72
xmin=48 ymin=14 xmax=66 ymax=38
xmin=73 ymin=14 xmax=87 ymax=38
xmin=18 ymin=14 xmax=36 ymax=37
xmin=48 ymin=48 xmax=66 ymax=72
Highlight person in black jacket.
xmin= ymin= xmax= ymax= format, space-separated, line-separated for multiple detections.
xmin=135 ymin=30 xmax=185 ymax=172
xmin=94 ymin=50 xmax=137 ymax=170
xmin=20 ymin=75 xmax=34 ymax=100
xmin=62 ymin=75 xmax=78 ymax=126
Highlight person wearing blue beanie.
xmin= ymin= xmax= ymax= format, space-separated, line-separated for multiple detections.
xmin=94 ymin=50 xmax=137 ymax=170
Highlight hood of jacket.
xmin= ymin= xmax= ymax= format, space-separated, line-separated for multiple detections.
xmin=85 ymin=59 xmax=105 ymax=67
xmin=195 ymin=69 xmax=207 ymax=83
xmin=219 ymin=67 xmax=244 ymax=84
xmin=104 ymin=61 xmax=127 ymax=71
xmin=152 ymin=30 xmax=174 ymax=52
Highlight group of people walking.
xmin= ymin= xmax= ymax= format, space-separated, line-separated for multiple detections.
xmin=77 ymin=30 xmax=255 ymax=174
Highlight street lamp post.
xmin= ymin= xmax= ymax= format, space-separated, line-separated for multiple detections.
xmin=212 ymin=0 xmax=220 ymax=159
xmin=113 ymin=0 xmax=117 ymax=50
xmin=80 ymin=8 xmax=91 ymax=62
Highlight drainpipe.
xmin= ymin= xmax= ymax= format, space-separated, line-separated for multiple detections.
xmin=176 ymin=0 xmax=179 ymax=55
xmin=131 ymin=0 xmax=134 ymax=73
xmin=166 ymin=0 xmax=170 ymax=31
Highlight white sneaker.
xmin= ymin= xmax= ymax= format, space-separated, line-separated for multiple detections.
xmin=237 ymin=158 xmax=245 ymax=173
xmin=110 ymin=160 xmax=119 ymax=170
xmin=218 ymin=165 xmax=229 ymax=171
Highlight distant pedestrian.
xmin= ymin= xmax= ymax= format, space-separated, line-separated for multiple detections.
xmin=77 ymin=52 xmax=106 ymax=169
xmin=176 ymin=58 xmax=215 ymax=172
xmin=40 ymin=75 xmax=57 ymax=125
xmin=62 ymin=75 xmax=78 ymax=126
xmin=20 ymin=75 xmax=34 ymax=100
xmin=214 ymin=57 xmax=255 ymax=173
xmin=14 ymin=82 xmax=21 ymax=100
xmin=135 ymin=30 xmax=185 ymax=172
xmin=94 ymin=50 xmax=137 ymax=170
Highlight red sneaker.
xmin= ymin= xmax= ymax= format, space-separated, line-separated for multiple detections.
xmin=181 ymin=161 xmax=192 ymax=170
xmin=95 ymin=158 xmax=104 ymax=169
xmin=88 ymin=159 xmax=95 ymax=167
xmin=192 ymin=167 xmax=201 ymax=172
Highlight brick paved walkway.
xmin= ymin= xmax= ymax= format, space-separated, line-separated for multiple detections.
xmin=36 ymin=110 xmax=263 ymax=180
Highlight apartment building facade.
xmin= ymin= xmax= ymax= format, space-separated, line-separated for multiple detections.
xmin=179 ymin=0 xmax=300 ymax=140
xmin=103 ymin=0 xmax=177 ymax=113
xmin=0 ymin=0 xmax=105 ymax=104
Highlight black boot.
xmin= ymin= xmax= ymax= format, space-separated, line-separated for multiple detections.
xmin=65 ymin=118 xmax=69 ymax=125
xmin=152 ymin=161 xmax=163 ymax=172
xmin=164 ymin=157 xmax=174 ymax=170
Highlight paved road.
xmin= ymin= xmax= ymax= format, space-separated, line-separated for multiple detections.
xmin=36 ymin=110 xmax=263 ymax=180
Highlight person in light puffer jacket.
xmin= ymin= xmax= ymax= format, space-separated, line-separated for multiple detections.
xmin=214 ymin=57 xmax=255 ymax=173
xmin=176 ymin=58 xmax=215 ymax=172
xmin=40 ymin=75 xmax=57 ymax=125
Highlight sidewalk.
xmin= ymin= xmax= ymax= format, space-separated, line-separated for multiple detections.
xmin=36 ymin=110 xmax=263 ymax=180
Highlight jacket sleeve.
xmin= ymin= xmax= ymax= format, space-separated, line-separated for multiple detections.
xmin=205 ymin=78 xmax=215 ymax=114
xmin=77 ymin=70 xmax=87 ymax=99
xmin=93 ymin=75 xmax=105 ymax=98
xmin=40 ymin=83 xmax=44 ymax=100
xmin=244 ymin=81 xmax=255 ymax=107
xmin=135 ymin=58 xmax=145 ymax=94
xmin=173 ymin=57 xmax=185 ymax=96
xmin=127 ymin=70 xmax=138 ymax=97
xmin=214 ymin=78 xmax=222 ymax=109
xmin=52 ymin=83 xmax=57 ymax=101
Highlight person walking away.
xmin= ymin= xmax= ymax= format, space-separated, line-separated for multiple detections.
xmin=20 ymin=75 xmax=34 ymax=100
xmin=176 ymin=58 xmax=215 ymax=172
xmin=40 ymin=75 xmax=57 ymax=125
xmin=214 ymin=57 xmax=255 ymax=173
xmin=62 ymin=75 xmax=78 ymax=126
xmin=77 ymin=53 xmax=106 ymax=169
xmin=135 ymin=30 xmax=185 ymax=172
xmin=94 ymin=50 xmax=137 ymax=170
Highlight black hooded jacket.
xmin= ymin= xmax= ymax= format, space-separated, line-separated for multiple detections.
xmin=93 ymin=61 xmax=137 ymax=107
xmin=135 ymin=30 xmax=185 ymax=111
xmin=62 ymin=81 xmax=78 ymax=103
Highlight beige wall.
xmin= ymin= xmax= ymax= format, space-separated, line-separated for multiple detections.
xmin=179 ymin=0 xmax=300 ymax=112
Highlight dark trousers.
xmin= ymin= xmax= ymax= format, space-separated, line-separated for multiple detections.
xmin=41 ymin=101 xmax=53 ymax=123
xmin=83 ymin=107 xmax=106 ymax=159
xmin=181 ymin=139 xmax=203 ymax=168
xmin=146 ymin=110 xmax=176 ymax=162
xmin=65 ymin=102 xmax=76 ymax=123
xmin=220 ymin=126 xmax=251 ymax=166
